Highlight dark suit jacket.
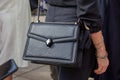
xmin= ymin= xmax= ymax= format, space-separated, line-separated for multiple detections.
xmin=47 ymin=0 xmax=102 ymax=33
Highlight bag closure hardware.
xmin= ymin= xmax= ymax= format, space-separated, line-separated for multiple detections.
xmin=46 ymin=39 xmax=53 ymax=47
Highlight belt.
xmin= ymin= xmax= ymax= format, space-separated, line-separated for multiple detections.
xmin=49 ymin=4 xmax=77 ymax=8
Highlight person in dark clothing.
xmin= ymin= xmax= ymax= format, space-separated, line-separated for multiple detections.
xmin=30 ymin=0 xmax=48 ymax=15
xmin=29 ymin=0 xmax=38 ymax=11
xmin=98 ymin=0 xmax=120 ymax=80
xmin=45 ymin=0 xmax=109 ymax=80
xmin=29 ymin=0 xmax=38 ymax=15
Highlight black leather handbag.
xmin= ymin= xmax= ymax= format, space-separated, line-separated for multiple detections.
xmin=23 ymin=0 xmax=91 ymax=67
xmin=23 ymin=21 xmax=82 ymax=67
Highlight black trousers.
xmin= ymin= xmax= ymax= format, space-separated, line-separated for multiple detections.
xmin=46 ymin=5 xmax=97 ymax=80
xmin=98 ymin=0 xmax=120 ymax=80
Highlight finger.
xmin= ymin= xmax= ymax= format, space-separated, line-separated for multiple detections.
xmin=95 ymin=62 xmax=108 ymax=74
xmin=94 ymin=65 xmax=103 ymax=74
xmin=102 ymin=67 xmax=107 ymax=73
xmin=94 ymin=69 xmax=103 ymax=74
xmin=102 ymin=63 xmax=109 ymax=73
xmin=100 ymin=59 xmax=109 ymax=73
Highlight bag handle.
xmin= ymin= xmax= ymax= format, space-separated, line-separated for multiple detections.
xmin=37 ymin=0 xmax=41 ymax=22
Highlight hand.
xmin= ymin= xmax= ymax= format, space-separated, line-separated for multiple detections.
xmin=94 ymin=50 xmax=109 ymax=75
xmin=90 ymin=31 xmax=109 ymax=74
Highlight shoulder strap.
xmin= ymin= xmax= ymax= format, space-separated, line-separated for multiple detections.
xmin=37 ymin=0 xmax=41 ymax=22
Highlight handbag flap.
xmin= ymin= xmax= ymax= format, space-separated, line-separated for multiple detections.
xmin=28 ymin=22 xmax=79 ymax=43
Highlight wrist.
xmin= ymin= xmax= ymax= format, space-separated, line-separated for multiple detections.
xmin=96 ymin=50 xmax=108 ymax=59
xmin=96 ymin=53 xmax=108 ymax=59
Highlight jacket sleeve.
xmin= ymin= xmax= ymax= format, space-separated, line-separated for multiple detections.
xmin=76 ymin=0 xmax=102 ymax=33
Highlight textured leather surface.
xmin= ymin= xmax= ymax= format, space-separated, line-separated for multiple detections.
xmin=0 ymin=59 xmax=18 ymax=80
xmin=23 ymin=22 xmax=81 ymax=67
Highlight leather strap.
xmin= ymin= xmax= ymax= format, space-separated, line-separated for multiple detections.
xmin=37 ymin=0 xmax=41 ymax=22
